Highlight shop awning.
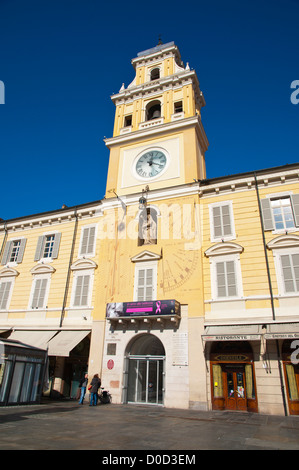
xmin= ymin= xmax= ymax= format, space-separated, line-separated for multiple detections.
xmin=264 ymin=323 xmax=299 ymax=340
xmin=202 ymin=324 xmax=262 ymax=342
xmin=8 ymin=330 xmax=58 ymax=350
xmin=47 ymin=330 xmax=90 ymax=357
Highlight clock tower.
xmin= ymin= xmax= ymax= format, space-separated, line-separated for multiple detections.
xmin=104 ymin=41 xmax=208 ymax=198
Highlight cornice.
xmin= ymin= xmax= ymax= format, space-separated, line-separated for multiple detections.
xmin=104 ymin=115 xmax=206 ymax=148
xmin=0 ymin=202 xmax=103 ymax=233
xmin=111 ymin=69 xmax=204 ymax=108
xmin=102 ymin=164 xmax=299 ymax=211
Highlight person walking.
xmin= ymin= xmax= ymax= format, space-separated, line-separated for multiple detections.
xmin=89 ymin=374 xmax=101 ymax=406
xmin=78 ymin=373 xmax=88 ymax=405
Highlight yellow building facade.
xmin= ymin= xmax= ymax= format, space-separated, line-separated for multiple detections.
xmin=1 ymin=42 xmax=299 ymax=414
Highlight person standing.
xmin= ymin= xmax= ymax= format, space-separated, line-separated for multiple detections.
xmin=89 ymin=374 xmax=101 ymax=406
xmin=78 ymin=373 xmax=88 ymax=405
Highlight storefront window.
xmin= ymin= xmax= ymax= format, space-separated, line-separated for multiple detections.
xmin=245 ymin=364 xmax=255 ymax=399
xmin=8 ymin=362 xmax=25 ymax=403
xmin=285 ymin=364 xmax=299 ymax=401
xmin=212 ymin=364 xmax=223 ymax=398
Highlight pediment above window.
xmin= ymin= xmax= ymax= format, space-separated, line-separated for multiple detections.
xmin=267 ymin=234 xmax=299 ymax=250
xmin=131 ymin=250 xmax=162 ymax=263
xmin=71 ymin=258 xmax=98 ymax=271
xmin=30 ymin=264 xmax=56 ymax=275
xmin=205 ymin=242 xmax=244 ymax=257
xmin=0 ymin=267 xmax=19 ymax=278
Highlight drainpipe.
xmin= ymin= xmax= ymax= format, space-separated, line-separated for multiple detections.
xmin=254 ymin=172 xmax=288 ymax=416
xmin=59 ymin=209 xmax=78 ymax=328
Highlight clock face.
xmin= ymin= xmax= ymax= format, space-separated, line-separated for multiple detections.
xmin=135 ymin=150 xmax=167 ymax=179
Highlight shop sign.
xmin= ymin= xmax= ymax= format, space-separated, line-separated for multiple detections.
xmin=204 ymin=334 xmax=260 ymax=342
xmin=107 ymin=359 xmax=114 ymax=370
xmin=265 ymin=333 xmax=299 ymax=340
xmin=214 ymin=354 xmax=249 ymax=361
xmin=106 ymin=299 xmax=180 ymax=318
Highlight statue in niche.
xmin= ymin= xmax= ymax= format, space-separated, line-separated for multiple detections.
xmin=139 ymin=208 xmax=157 ymax=245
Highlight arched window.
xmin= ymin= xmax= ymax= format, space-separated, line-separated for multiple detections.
xmin=138 ymin=207 xmax=157 ymax=246
xmin=146 ymin=100 xmax=161 ymax=121
xmin=150 ymin=68 xmax=160 ymax=81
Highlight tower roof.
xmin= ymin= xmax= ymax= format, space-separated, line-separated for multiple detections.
xmin=136 ymin=41 xmax=175 ymax=58
xmin=132 ymin=41 xmax=182 ymax=69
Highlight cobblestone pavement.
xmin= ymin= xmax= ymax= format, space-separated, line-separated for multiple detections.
xmin=0 ymin=399 xmax=299 ymax=451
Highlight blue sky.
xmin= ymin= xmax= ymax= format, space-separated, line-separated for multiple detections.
xmin=0 ymin=0 xmax=298 ymax=220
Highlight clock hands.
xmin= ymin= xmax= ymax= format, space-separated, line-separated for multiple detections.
xmin=148 ymin=159 xmax=163 ymax=168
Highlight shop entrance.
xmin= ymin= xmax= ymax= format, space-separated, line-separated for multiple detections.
xmin=282 ymin=340 xmax=299 ymax=415
xmin=124 ymin=334 xmax=165 ymax=406
xmin=210 ymin=341 xmax=258 ymax=413
xmin=223 ymin=364 xmax=247 ymax=411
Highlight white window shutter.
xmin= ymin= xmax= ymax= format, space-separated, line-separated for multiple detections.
xmin=1 ymin=241 xmax=12 ymax=265
xmin=16 ymin=239 xmax=27 ymax=264
xmin=34 ymin=236 xmax=45 ymax=261
xmin=216 ymin=262 xmax=226 ymax=297
xmin=0 ymin=281 xmax=12 ymax=309
xmin=222 ymin=205 xmax=232 ymax=236
xmin=51 ymin=233 xmax=61 ymax=259
xmin=80 ymin=228 xmax=89 ymax=255
xmin=291 ymin=194 xmax=299 ymax=227
xmin=261 ymin=198 xmax=274 ymax=231
xmin=32 ymin=278 xmax=48 ymax=308
xmin=74 ymin=275 xmax=90 ymax=306
xmin=212 ymin=207 xmax=222 ymax=238
xmin=80 ymin=227 xmax=96 ymax=256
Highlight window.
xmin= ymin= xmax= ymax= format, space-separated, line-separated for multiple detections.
xmin=29 ymin=264 xmax=54 ymax=310
xmin=43 ymin=235 xmax=55 ymax=258
xmin=0 ymin=280 xmax=13 ymax=310
xmin=34 ymin=233 xmax=61 ymax=261
xmin=205 ymin=242 xmax=244 ymax=301
xmin=31 ymin=278 xmax=48 ymax=309
xmin=267 ymin=234 xmax=299 ymax=297
xmin=174 ymin=101 xmax=183 ymax=113
xmin=1 ymin=239 xmax=26 ymax=265
xmin=146 ymin=100 xmax=161 ymax=121
xmin=209 ymin=201 xmax=235 ymax=241
xmin=70 ymin=259 xmax=97 ymax=308
xmin=79 ymin=225 xmax=96 ymax=257
xmin=131 ymin=251 xmax=160 ymax=302
xmin=280 ymin=253 xmax=299 ymax=293
xmin=136 ymin=267 xmax=154 ymax=301
xmin=124 ymin=115 xmax=132 ymax=127
xmin=261 ymin=194 xmax=299 ymax=232
xmin=73 ymin=275 xmax=90 ymax=306
xmin=0 ymin=268 xmax=18 ymax=311
xmin=216 ymin=260 xmax=237 ymax=297
xmin=134 ymin=265 xmax=156 ymax=301
xmin=150 ymin=68 xmax=160 ymax=81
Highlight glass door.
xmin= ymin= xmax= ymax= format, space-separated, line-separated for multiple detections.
xmin=127 ymin=357 xmax=164 ymax=405
xmin=224 ymin=365 xmax=247 ymax=411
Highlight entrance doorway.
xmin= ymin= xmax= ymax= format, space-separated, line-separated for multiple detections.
xmin=124 ymin=334 xmax=165 ymax=406
xmin=210 ymin=341 xmax=258 ymax=412
xmin=282 ymin=340 xmax=299 ymax=415
xmin=223 ymin=364 xmax=247 ymax=411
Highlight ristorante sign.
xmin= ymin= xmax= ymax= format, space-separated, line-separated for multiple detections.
xmin=106 ymin=300 xmax=180 ymax=318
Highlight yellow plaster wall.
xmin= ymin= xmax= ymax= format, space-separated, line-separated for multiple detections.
xmin=93 ymin=194 xmax=205 ymax=321
xmin=1 ymin=215 xmax=102 ymax=321
xmin=201 ymin=181 xmax=299 ymax=313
